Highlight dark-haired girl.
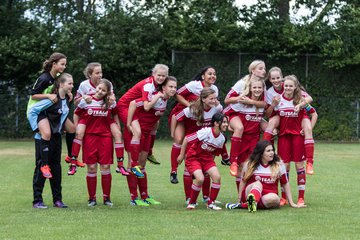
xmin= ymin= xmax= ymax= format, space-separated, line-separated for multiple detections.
xmin=178 ymin=113 xmax=228 ymax=210
xmin=27 ymin=53 xmax=75 ymax=179
xmin=226 ymin=140 xmax=304 ymax=212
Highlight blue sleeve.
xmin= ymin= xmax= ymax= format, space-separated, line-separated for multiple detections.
xmin=27 ymin=99 xmax=53 ymax=131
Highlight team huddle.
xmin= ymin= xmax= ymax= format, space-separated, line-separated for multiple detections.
xmin=27 ymin=53 xmax=316 ymax=211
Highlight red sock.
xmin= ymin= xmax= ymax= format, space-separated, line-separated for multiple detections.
xmin=297 ymin=167 xmax=306 ymax=199
xmin=115 ymin=142 xmax=124 ymax=159
xmin=202 ymin=175 xmax=210 ymax=200
xmin=209 ymin=182 xmax=221 ymax=204
xmin=189 ymin=184 xmax=201 ymax=204
xmin=263 ymin=130 xmax=273 ymax=141
xmin=101 ymin=170 xmax=112 ymax=201
xmin=148 ymin=131 xmax=156 ymax=156
xmin=71 ymin=138 xmax=82 ymax=157
xmin=126 ymin=171 xmax=139 ymax=200
xmin=138 ymin=169 xmax=148 ymax=199
xmin=230 ymin=136 xmax=242 ymax=164
xmin=86 ymin=172 xmax=97 ymax=200
xmin=221 ymin=145 xmax=229 ymax=160
xmin=249 ymin=187 xmax=262 ymax=203
xmin=183 ymin=169 xmax=193 ymax=200
xmin=241 ymin=202 xmax=248 ymax=208
xmin=130 ymin=140 xmax=140 ymax=167
xmin=304 ymin=139 xmax=315 ymax=164
xmin=171 ymin=143 xmax=181 ymax=173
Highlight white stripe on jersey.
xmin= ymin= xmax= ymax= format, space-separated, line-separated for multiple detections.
xmin=177 ymin=80 xmax=219 ymax=97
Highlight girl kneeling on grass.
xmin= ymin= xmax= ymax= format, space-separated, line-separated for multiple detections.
xmin=177 ymin=112 xmax=228 ymax=210
xmin=226 ymin=140 xmax=306 ymax=212
xmin=75 ymin=79 xmax=117 ymax=207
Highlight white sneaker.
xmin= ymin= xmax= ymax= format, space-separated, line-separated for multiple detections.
xmin=207 ymin=203 xmax=222 ymax=210
xmin=187 ymin=203 xmax=196 ymax=210
xmin=203 ymin=197 xmax=222 ymax=204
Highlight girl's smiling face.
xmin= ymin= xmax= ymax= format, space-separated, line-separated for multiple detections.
xmin=95 ymin=83 xmax=109 ymax=99
xmin=269 ymin=70 xmax=282 ymax=89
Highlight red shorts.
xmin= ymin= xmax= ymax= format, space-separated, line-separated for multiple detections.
xmin=223 ymin=107 xmax=239 ymax=121
xmin=140 ymin=132 xmax=152 ymax=153
xmin=278 ymin=134 xmax=305 ymax=163
xmin=237 ymin=134 xmax=259 ymax=164
xmin=185 ymin=157 xmax=216 ymax=175
xmin=82 ymin=134 xmax=114 ymax=165
xmin=117 ymin=105 xmax=128 ymax=125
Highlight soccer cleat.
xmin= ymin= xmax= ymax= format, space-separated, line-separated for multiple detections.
xmin=67 ymin=165 xmax=77 ymax=175
xmin=131 ymin=166 xmax=144 ymax=178
xmin=225 ymin=202 xmax=241 ymax=209
xmin=147 ymin=154 xmax=160 ymax=165
xmin=229 ymin=162 xmax=238 ymax=176
xmin=53 ymin=200 xmax=68 ymax=208
xmin=33 ymin=201 xmax=48 ymax=209
xmin=116 ymin=166 xmax=129 ymax=176
xmin=170 ymin=172 xmax=178 ymax=184
xmin=247 ymin=193 xmax=257 ymax=213
xmin=279 ymin=198 xmax=288 ymax=206
xmin=221 ymin=158 xmax=231 ymax=166
xmin=207 ymin=203 xmax=222 ymax=210
xmin=187 ymin=203 xmax=196 ymax=210
xmin=306 ymin=162 xmax=314 ymax=175
xmin=144 ymin=196 xmax=161 ymax=205
xmin=88 ymin=199 xmax=97 ymax=207
xmin=185 ymin=198 xmax=198 ymax=206
xmin=74 ymin=160 xmax=85 ymax=167
xmin=130 ymin=198 xmax=149 ymax=206
xmin=202 ymin=197 xmax=221 ymax=204
xmin=65 ymin=155 xmax=72 ymax=163
xmin=297 ymin=198 xmax=305 ymax=206
xmin=103 ymin=199 xmax=113 ymax=207
xmin=40 ymin=165 xmax=52 ymax=179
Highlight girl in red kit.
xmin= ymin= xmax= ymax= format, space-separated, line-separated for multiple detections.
xmin=226 ymin=140 xmax=305 ymax=212
xmin=75 ymin=79 xmax=116 ymax=207
xmin=274 ymin=75 xmax=308 ymax=206
xmin=224 ymin=60 xmax=267 ymax=177
xmin=169 ymin=66 xmax=229 ymax=184
xmin=177 ymin=112 xmax=228 ymax=210
xmin=223 ymin=78 xmax=266 ymax=191
xmin=125 ymin=77 xmax=177 ymax=206
xmin=264 ymin=67 xmax=315 ymax=176
xmin=117 ymin=64 xmax=169 ymax=178
xmin=173 ymin=87 xmax=223 ymax=204
xmin=67 ymin=62 xmax=126 ymax=177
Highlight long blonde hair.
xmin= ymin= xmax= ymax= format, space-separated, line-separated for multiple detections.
xmin=189 ymin=87 xmax=216 ymax=125
xmin=240 ymin=60 xmax=265 ymax=96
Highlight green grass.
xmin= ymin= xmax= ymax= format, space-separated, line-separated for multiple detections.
xmin=0 ymin=140 xmax=359 ymax=239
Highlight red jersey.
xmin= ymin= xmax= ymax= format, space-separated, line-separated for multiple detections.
xmin=275 ymin=94 xmax=306 ymax=136
xmin=243 ymin=161 xmax=288 ymax=195
xmin=117 ymin=76 xmax=158 ymax=109
xmin=185 ymin=127 xmax=225 ymax=161
xmin=75 ymin=97 xmax=117 ymax=137
xmin=175 ymin=104 xmax=223 ymax=135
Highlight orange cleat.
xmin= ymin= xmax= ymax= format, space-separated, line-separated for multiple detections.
xmin=64 ymin=155 xmax=72 ymax=164
xmin=229 ymin=162 xmax=238 ymax=177
xmin=40 ymin=165 xmax=52 ymax=179
xmin=306 ymin=162 xmax=314 ymax=175
xmin=279 ymin=198 xmax=288 ymax=206
xmin=297 ymin=198 xmax=305 ymax=206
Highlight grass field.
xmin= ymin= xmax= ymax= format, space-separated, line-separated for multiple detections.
xmin=0 ymin=139 xmax=359 ymax=240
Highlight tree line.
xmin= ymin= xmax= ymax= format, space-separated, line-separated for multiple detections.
xmin=0 ymin=0 xmax=359 ymax=140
